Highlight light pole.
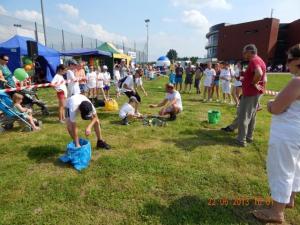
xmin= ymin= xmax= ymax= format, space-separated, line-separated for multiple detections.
xmin=40 ymin=0 xmax=47 ymax=46
xmin=145 ymin=19 xmax=150 ymax=63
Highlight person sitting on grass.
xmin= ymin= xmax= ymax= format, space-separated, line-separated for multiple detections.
xmin=149 ymin=83 xmax=183 ymax=121
xmin=65 ymin=93 xmax=110 ymax=149
xmin=12 ymin=93 xmax=40 ymax=131
xmin=252 ymin=43 xmax=300 ymax=224
xmin=119 ymin=96 xmax=142 ymax=125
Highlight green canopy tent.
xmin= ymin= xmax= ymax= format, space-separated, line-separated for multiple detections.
xmin=97 ymin=42 xmax=131 ymax=66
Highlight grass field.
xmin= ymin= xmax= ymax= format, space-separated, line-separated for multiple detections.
xmin=0 ymin=73 xmax=299 ymax=225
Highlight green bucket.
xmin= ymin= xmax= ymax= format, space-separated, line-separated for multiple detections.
xmin=208 ymin=110 xmax=221 ymax=124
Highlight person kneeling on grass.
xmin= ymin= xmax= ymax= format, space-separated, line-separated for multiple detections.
xmin=119 ymin=96 xmax=142 ymax=125
xmin=65 ymin=94 xmax=110 ymax=149
xmin=149 ymin=83 xmax=183 ymax=121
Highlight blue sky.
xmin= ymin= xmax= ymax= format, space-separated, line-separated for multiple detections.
xmin=0 ymin=0 xmax=299 ymax=60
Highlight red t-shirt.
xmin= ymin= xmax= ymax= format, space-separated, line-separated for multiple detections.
xmin=242 ymin=55 xmax=266 ymax=96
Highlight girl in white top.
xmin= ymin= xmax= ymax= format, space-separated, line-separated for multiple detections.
xmin=232 ymin=62 xmax=243 ymax=106
xmin=51 ymin=64 xmax=68 ymax=123
xmin=203 ymin=62 xmax=215 ymax=102
xmin=114 ymin=64 xmax=121 ymax=98
xmin=135 ymin=69 xmax=147 ymax=96
xmin=253 ymin=44 xmax=300 ymax=224
xmin=96 ymin=66 xmax=107 ymax=101
xmin=86 ymin=65 xmax=97 ymax=99
xmin=102 ymin=65 xmax=111 ymax=98
xmin=220 ymin=62 xmax=233 ymax=104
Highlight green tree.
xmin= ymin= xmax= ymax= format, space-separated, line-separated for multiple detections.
xmin=166 ymin=49 xmax=178 ymax=62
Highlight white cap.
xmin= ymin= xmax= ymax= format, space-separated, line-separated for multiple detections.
xmin=103 ymin=65 xmax=108 ymax=70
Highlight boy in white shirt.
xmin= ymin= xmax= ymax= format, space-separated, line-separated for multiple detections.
xmin=119 ymin=96 xmax=141 ymax=125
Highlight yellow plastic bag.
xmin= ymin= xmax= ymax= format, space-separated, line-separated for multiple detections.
xmin=104 ymin=99 xmax=119 ymax=111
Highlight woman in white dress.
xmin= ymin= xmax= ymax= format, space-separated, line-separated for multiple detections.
xmin=232 ymin=61 xmax=243 ymax=106
xmin=86 ymin=65 xmax=97 ymax=99
xmin=220 ymin=62 xmax=233 ymax=104
xmin=253 ymin=44 xmax=300 ymax=224
xmin=203 ymin=62 xmax=216 ymax=102
xmin=96 ymin=66 xmax=107 ymax=101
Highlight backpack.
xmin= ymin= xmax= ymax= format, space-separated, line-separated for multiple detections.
xmin=118 ymin=76 xmax=128 ymax=88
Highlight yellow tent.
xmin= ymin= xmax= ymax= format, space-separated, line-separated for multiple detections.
xmin=113 ymin=53 xmax=132 ymax=66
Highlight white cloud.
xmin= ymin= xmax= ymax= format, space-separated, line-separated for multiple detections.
xmin=0 ymin=5 xmax=8 ymax=15
xmin=162 ymin=17 xmax=175 ymax=23
xmin=57 ymin=3 xmax=79 ymax=17
xmin=14 ymin=10 xmax=42 ymax=23
xmin=63 ymin=19 xmax=128 ymax=44
xmin=171 ymin=0 xmax=232 ymax=10
xmin=182 ymin=10 xmax=210 ymax=32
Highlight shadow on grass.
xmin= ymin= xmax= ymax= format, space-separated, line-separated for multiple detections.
xmin=140 ymin=196 xmax=262 ymax=225
xmin=25 ymin=145 xmax=63 ymax=163
xmin=164 ymin=128 xmax=236 ymax=152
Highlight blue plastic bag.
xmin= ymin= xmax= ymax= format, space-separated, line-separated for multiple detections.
xmin=60 ymin=139 xmax=92 ymax=171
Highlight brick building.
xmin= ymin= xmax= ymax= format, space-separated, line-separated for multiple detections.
xmin=205 ymin=18 xmax=300 ymax=65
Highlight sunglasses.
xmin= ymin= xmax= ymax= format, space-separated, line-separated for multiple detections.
xmin=2 ymin=58 xmax=9 ymax=62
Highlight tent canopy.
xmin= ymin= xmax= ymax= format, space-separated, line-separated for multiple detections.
xmin=156 ymin=56 xmax=170 ymax=67
xmin=97 ymin=42 xmax=120 ymax=54
xmin=0 ymin=35 xmax=60 ymax=82
xmin=60 ymin=48 xmax=112 ymax=57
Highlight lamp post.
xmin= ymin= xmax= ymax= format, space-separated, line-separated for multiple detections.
xmin=40 ymin=0 xmax=47 ymax=46
xmin=145 ymin=19 xmax=150 ymax=63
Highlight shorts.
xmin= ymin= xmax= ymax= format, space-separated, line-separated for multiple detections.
xmin=175 ymin=77 xmax=182 ymax=84
xmin=204 ymin=79 xmax=212 ymax=87
xmin=57 ymin=91 xmax=65 ymax=100
xmin=213 ymin=80 xmax=220 ymax=86
xmin=165 ymin=105 xmax=182 ymax=113
xmin=104 ymin=85 xmax=110 ymax=91
xmin=185 ymin=76 xmax=193 ymax=84
xmin=194 ymin=79 xmax=200 ymax=88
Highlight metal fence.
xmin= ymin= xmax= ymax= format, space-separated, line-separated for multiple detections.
xmin=0 ymin=14 xmax=147 ymax=62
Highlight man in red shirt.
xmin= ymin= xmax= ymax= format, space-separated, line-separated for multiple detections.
xmin=237 ymin=44 xmax=267 ymax=147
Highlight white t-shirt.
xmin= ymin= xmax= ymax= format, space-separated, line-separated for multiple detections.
xmin=119 ymin=103 xmax=135 ymax=119
xmin=66 ymin=70 xmax=80 ymax=97
xmin=220 ymin=68 xmax=232 ymax=83
xmin=122 ymin=75 xmax=134 ymax=92
xmin=51 ymin=74 xmax=68 ymax=97
xmin=66 ymin=94 xmax=96 ymax=123
xmin=86 ymin=71 xmax=97 ymax=89
xmin=165 ymin=90 xmax=183 ymax=111
xmin=103 ymin=72 xmax=111 ymax=86
xmin=204 ymin=68 xmax=216 ymax=86
xmin=97 ymin=72 xmax=104 ymax=88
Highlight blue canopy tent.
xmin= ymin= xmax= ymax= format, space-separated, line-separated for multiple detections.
xmin=0 ymin=35 xmax=61 ymax=82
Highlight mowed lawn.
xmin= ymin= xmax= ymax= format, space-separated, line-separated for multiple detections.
xmin=0 ymin=73 xmax=299 ymax=225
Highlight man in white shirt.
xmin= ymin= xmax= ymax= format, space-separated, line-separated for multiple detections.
xmin=66 ymin=60 xmax=81 ymax=97
xmin=149 ymin=83 xmax=183 ymax=120
xmin=65 ymin=94 xmax=110 ymax=149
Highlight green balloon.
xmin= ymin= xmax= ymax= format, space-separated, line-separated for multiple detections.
xmin=22 ymin=57 xmax=33 ymax=65
xmin=14 ymin=68 xmax=29 ymax=81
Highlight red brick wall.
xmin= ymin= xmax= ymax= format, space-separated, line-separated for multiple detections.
xmin=217 ymin=18 xmax=280 ymax=63
xmin=287 ymin=19 xmax=300 ymax=48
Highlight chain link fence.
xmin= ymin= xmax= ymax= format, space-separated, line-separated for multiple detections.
xmin=0 ymin=14 xmax=147 ymax=63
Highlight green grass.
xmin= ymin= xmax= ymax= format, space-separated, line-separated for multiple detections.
xmin=0 ymin=73 xmax=299 ymax=225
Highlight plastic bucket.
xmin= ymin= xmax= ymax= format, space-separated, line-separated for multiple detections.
xmin=208 ymin=110 xmax=221 ymax=124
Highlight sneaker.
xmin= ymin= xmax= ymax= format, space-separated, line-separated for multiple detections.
xmin=216 ymin=99 xmax=220 ymax=103
xmin=235 ymin=140 xmax=247 ymax=147
xmin=221 ymin=126 xmax=234 ymax=133
xmin=169 ymin=112 xmax=177 ymax=121
xmin=96 ymin=140 xmax=111 ymax=150
xmin=59 ymin=120 xmax=65 ymax=124
xmin=246 ymin=138 xmax=253 ymax=143
xmin=121 ymin=117 xmax=129 ymax=125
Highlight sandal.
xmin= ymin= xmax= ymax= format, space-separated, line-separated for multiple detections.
xmin=252 ymin=209 xmax=284 ymax=224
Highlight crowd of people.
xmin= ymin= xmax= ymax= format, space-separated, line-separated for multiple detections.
xmin=1 ymin=41 xmax=300 ymax=224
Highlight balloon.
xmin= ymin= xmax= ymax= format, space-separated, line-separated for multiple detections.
xmin=24 ymin=64 xmax=33 ymax=71
xmin=22 ymin=57 xmax=33 ymax=65
xmin=14 ymin=68 xmax=29 ymax=81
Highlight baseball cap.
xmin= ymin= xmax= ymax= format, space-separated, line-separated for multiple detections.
xmin=79 ymin=101 xmax=93 ymax=120
xmin=103 ymin=65 xmax=108 ymax=70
